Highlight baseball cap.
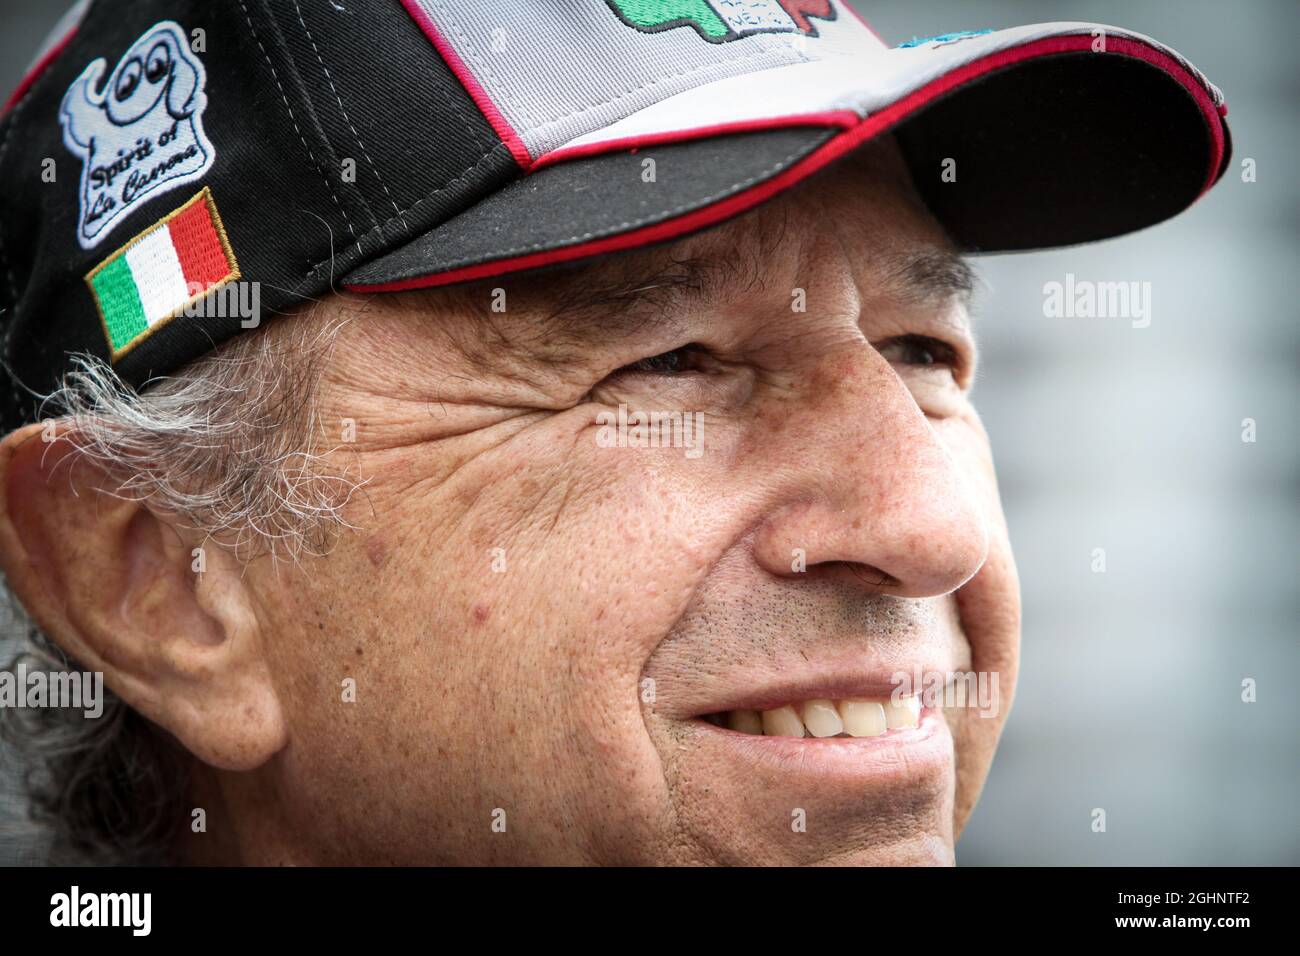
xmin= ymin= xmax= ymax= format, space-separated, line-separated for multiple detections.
xmin=0 ymin=0 xmax=1231 ymax=433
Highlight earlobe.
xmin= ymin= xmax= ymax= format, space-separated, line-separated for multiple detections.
xmin=0 ymin=423 xmax=287 ymax=773
xmin=175 ymin=540 xmax=289 ymax=771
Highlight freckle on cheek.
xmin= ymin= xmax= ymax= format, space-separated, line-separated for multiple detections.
xmin=473 ymin=604 xmax=490 ymax=624
xmin=366 ymin=537 xmax=388 ymax=567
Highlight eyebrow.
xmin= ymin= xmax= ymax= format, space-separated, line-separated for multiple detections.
xmin=534 ymin=252 xmax=746 ymax=345
xmin=532 ymin=245 xmax=974 ymax=348
xmin=889 ymin=250 xmax=977 ymax=307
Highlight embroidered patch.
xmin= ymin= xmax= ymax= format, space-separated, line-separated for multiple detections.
xmin=606 ymin=0 xmax=836 ymax=43
xmin=60 ymin=20 xmax=215 ymax=250
xmin=84 ymin=187 xmax=238 ymax=360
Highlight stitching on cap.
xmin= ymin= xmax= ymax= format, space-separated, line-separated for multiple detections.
xmin=302 ymin=141 xmax=508 ymax=282
xmin=415 ymin=24 xmax=500 ymax=157
xmin=291 ymin=0 xmax=405 ymax=233
xmin=237 ymin=0 xmax=361 ymax=255
xmin=431 ymin=0 xmax=541 ymax=132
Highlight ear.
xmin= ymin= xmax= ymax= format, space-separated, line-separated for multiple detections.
xmin=0 ymin=423 xmax=286 ymax=771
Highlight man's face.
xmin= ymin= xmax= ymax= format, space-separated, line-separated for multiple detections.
xmin=232 ymin=140 xmax=1020 ymax=865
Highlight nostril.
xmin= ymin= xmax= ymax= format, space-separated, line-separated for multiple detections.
xmin=810 ymin=560 xmax=902 ymax=590
xmin=841 ymin=562 xmax=902 ymax=589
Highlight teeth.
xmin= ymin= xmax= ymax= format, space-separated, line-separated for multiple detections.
xmin=727 ymin=709 xmax=764 ymax=735
xmin=838 ymin=699 xmax=887 ymax=737
xmin=883 ymin=695 xmax=921 ymax=729
xmin=714 ymin=696 xmax=920 ymax=738
xmin=800 ymin=699 xmax=844 ymax=737
xmin=760 ymin=704 xmax=806 ymax=738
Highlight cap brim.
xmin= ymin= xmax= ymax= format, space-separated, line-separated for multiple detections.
xmin=342 ymin=25 xmax=1230 ymax=293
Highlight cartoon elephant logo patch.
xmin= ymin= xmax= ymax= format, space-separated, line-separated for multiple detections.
xmin=60 ymin=21 xmax=215 ymax=250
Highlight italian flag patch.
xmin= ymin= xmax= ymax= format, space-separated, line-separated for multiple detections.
xmin=85 ymin=187 xmax=239 ymax=360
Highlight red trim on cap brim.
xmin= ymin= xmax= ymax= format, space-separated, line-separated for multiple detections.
xmin=399 ymin=0 xmax=532 ymax=170
xmin=347 ymin=34 xmax=1227 ymax=295
xmin=2 ymin=23 xmax=79 ymax=116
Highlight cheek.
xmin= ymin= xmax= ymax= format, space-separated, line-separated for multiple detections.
xmin=931 ymin=410 xmax=1019 ymax=655
xmin=255 ymin=410 xmax=734 ymax=860
xmin=931 ymin=410 xmax=1002 ymax=524
xmin=933 ymin=410 xmax=1021 ymax=829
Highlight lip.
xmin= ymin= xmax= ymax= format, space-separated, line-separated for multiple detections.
xmin=685 ymin=706 xmax=953 ymax=786
xmin=674 ymin=660 xmax=962 ymax=720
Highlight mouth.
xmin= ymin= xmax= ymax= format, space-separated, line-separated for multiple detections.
xmin=654 ymin=660 xmax=962 ymax=793
xmin=681 ymin=693 xmax=951 ymax=792
xmin=698 ymin=695 xmax=921 ymax=739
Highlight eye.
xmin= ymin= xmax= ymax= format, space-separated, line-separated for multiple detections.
xmin=877 ymin=334 xmax=959 ymax=369
xmin=615 ymin=344 xmax=705 ymax=376
xmin=145 ymin=42 xmax=171 ymax=83
xmin=115 ymin=59 xmax=142 ymax=101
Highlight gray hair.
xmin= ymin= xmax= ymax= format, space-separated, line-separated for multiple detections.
xmin=0 ymin=306 xmax=360 ymax=863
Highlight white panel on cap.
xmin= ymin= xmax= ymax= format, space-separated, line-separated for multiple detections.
xmin=410 ymin=0 xmax=885 ymax=160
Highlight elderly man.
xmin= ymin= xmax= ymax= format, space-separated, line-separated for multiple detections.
xmin=0 ymin=0 xmax=1228 ymax=865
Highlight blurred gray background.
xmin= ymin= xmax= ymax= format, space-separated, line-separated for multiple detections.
xmin=1 ymin=0 xmax=1296 ymax=865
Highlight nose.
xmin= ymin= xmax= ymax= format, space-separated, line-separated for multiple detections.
xmin=750 ymin=346 xmax=989 ymax=599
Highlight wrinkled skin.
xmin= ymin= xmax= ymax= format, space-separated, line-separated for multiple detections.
xmin=0 ymin=138 xmax=1019 ymax=864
